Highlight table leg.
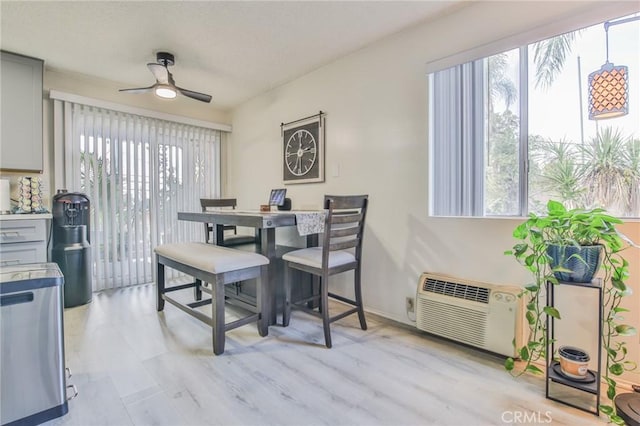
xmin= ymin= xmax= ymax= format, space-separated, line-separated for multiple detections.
xmin=214 ymin=224 xmax=224 ymax=246
xmin=258 ymin=264 xmax=269 ymax=336
xmin=260 ymin=228 xmax=277 ymax=325
xmin=307 ymin=234 xmax=320 ymax=309
xmin=212 ymin=276 xmax=225 ymax=355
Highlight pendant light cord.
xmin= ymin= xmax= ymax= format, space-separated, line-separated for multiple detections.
xmin=603 ymin=15 xmax=640 ymax=63
xmin=603 ymin=22 xmax=610 ymax=63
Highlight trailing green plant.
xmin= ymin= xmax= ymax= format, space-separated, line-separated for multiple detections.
xmin=503 ymin=203 xmax=561 ymax=377
xmin=504 ymin=200 xmax=637 ymax=424
xmin=598 ymin=232 xmax=637 ymax=425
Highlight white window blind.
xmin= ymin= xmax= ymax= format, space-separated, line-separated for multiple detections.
xmin=55 ymin=99 xmax=221 ymax=290
xmin=429 ymin=61 xmax=485 ymax=216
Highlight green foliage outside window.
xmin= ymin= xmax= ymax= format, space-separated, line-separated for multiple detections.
xmin=484 ymin=21 xmax=639 ymax=217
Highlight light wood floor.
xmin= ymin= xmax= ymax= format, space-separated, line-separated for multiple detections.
xmin=47 ymin=283 xmax=603 ymax=426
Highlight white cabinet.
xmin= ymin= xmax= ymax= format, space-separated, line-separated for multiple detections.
xmin=0 ymin=216 xmax=50 ymax=266
xmin=0 ymin=51 xmax=44 ymax=172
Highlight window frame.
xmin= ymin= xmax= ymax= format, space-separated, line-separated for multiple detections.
xmin=427 ymin=5 xmax=640 ymax=218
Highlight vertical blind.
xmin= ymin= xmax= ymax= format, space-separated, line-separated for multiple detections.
xmin=56 ymin=100 xmax=221 ymax=290
xmin=429 ymin=61 xmax=485 ymax=216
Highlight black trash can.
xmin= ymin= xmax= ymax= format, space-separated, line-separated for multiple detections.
xmin=52 ymin=191 xmax=92 ymax=308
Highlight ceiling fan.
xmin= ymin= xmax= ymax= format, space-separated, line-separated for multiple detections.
xmin=119 ymin=52 xmax=212 ymax=103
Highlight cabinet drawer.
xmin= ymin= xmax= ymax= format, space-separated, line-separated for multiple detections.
xmin=0 ymin=241 xmax=46 ymax=265
xmin=0 ymin=220 xmax=47 ymax=244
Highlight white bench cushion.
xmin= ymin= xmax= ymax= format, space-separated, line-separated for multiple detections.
xmin=282 ymin=247 xmax=355 ymax=269
xmin=155 ymin=242 xmax=268 ymax=274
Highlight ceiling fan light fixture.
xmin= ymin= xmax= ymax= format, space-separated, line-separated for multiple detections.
xmin=155 ymin=84 xmax=177 ymax=99
xmin=120 ymin=51 xmax=211 ymax=103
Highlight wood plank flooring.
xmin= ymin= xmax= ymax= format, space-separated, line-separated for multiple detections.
xmin=47 ymin=283 xmax=603 ymax=426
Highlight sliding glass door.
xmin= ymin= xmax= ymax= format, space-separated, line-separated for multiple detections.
xmin=63 ymin=102 xmax=221 ymax=290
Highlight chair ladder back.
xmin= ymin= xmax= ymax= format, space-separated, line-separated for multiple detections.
xmin=200 ymin=198 xmax=239 ymax=244
xmin=331 ymin=212 xmax=364 ymax=224
xmin=322 ymin=195 xmax=369 ymax=268
xmin=200 ymin=198 xmax=238 ymax=210
xmin=328 ymin=239 xmax=359 ymax=251
xmin=329 ymin=226 xmax=360 ymax=238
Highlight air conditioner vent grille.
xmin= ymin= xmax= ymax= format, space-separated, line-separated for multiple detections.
xmin=423 ymin=278 xmax=490 ymax=304
xmin=417 ymin=299 xmax=487 ymax=347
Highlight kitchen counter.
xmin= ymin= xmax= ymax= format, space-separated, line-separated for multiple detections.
xmin=0 ymin=213 xmax=52 ymax=221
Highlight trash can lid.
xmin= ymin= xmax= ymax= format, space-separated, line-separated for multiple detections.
xmin=0 ymin=263 xmax=64 ymax=294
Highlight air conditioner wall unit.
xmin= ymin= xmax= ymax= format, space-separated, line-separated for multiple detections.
xmin=416 ymin=272 xmax=525 ymax=357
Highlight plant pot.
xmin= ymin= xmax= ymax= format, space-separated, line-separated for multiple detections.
xmin=547 ymin=244 xmax=602 ymax=283
xmin=558 ymin=346 xmax=590 ymax=379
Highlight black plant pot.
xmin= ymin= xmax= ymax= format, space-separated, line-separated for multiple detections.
xmin=547 ymin=244 xmax=602 ymax=283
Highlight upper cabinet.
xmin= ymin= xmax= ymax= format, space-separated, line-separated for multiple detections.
xmin=1 ymin=51 xmax=44 ymax=173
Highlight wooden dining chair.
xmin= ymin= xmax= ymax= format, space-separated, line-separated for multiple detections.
xmin=200 ymin=198 xmax=259 ymax=247
xmin=282 ymin=194 xmax=369 ymax=348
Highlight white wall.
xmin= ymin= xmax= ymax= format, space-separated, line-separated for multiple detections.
xmin=228 ymin=1 xmax=640 ymax=381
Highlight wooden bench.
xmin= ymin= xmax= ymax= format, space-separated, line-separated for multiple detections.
xmin=154 ymin=242 xmax=270 ymax=355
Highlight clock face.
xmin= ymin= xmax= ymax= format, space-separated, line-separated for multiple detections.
xmin=285 ymin=129 xmax=317 ymax=176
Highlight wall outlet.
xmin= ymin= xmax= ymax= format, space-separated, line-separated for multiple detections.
xmin=406 ymin=296 xmax=415 ymax=314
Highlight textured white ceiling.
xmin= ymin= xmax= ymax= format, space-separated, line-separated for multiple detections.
xmin=1 ymin=1 xmax=462 ymax=110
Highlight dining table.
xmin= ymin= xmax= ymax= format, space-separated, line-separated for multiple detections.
xmin=177 ymin=209 xmax=325 ymax=325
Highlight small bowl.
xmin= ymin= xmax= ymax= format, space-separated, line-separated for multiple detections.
xmin=559 ymin=346 xmax=590 ymax=379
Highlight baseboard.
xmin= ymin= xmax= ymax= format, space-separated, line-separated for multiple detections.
xmin=363 ymin=306 xmax=416 ymax=327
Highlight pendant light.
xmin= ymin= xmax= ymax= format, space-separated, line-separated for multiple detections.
xmin=588 ymin=16 xmax=639 ymax=120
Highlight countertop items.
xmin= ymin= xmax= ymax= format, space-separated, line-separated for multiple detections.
xmin=14 ymin=176 xmax=46 ymax=213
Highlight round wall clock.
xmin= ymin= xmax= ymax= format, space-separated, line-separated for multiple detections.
xmin=281 ymin=113 xmax=325 ymax=184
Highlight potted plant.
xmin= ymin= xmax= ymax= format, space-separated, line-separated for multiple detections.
xmin=543 ymin=201 xmax=622 ymax=283
xmin=504 ymin=200 xmax=637 ymax=424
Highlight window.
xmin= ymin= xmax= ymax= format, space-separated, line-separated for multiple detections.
xmin=429 ymin=13 xmax=640 ymax=217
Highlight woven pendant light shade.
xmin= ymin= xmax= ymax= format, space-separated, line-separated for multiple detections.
xmin=588 ymin=62 xmax=628 ymax=120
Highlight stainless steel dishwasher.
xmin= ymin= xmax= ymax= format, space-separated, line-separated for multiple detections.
xmin=0 ymin=263 xmax=71 ymax=425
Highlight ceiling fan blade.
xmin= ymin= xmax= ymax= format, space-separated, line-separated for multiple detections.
xmin=119 ymin=85 xmax=155 ymax=94
xmin=147 ymin=63 xmax=169 ymax=84
xmin=176 ymin=86 xmax=212 ymax=103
